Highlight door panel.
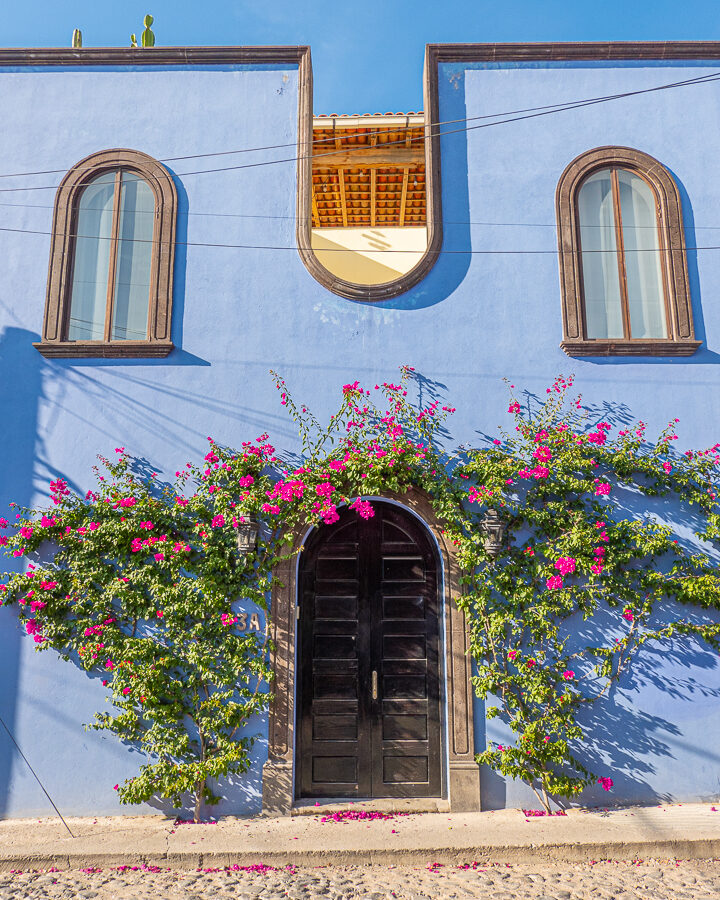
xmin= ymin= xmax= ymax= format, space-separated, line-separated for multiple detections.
xmin=297 ymin=502 xmax=442 ymax=799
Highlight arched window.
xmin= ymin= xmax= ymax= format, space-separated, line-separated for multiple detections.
xmin=556 ymin=147 xmax=699 ymax=356
xmin=35 ymin=149 xmax=177 ymax=357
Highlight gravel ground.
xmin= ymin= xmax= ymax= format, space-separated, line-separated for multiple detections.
xmin=0 ymin=859 xmax=718 ymax=899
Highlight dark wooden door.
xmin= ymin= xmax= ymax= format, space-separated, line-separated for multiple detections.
xmin=297 ymin=502 xmax=442 ymax=799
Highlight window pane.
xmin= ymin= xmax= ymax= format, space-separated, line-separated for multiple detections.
xmin=68 ymin=172 xmax=115 ymax=341
xmin=111 ymin=173 xmax=154 ymax=341
xmin=617 ymin=170 xmax=667 ymax=339
xmin=578 ymin=169 xmax=624 ymax=339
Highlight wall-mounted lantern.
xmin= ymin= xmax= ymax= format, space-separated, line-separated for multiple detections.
xmin=236 ymin=514 xmax=259 ymax=556
xmin=481 ymin=508 xmax=507 ymax=558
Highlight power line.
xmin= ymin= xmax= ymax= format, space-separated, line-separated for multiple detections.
xmin=0 ymin=69 xmax=719 ymax=193
xmin=4 ymin=198 xmax=720 ymax=230
xmin=0 ymin=715 xmax=74 ymax=838
xmin=2 ymin=223 xmax=719 ymax=255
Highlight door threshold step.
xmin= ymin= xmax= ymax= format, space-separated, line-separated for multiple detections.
xmin=291 ymin=798 xmax=450 ymax=816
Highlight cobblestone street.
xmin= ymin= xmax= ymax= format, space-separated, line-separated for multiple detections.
xmin=1 ymin=859 xmax=718 ymax=900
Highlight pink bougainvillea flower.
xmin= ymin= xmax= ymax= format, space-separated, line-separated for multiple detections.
xmin=662 ymin=461 xmax=672 ymax=474
xmin=507 ymin=650 xmax=517 ymax=661
xmin=562 ymin=670 xmax=575 ymax=680
xmin=554 ymin=557 xmax=576 ymax=576
xmin=530 ymin=466 xmax=550 ymax=479
xmin=315 ymin=482 xmax=335 ymax=499
xmin=321 ymin=504 xmax=340 ymax=524
xmin=19 ymin=526 xmax=33 ymax=540
xmin=508 ymin=401 xmax=521 ymax=414
xmin=598 ymin=777 xmax=614 ymax=791
xmin=526 ymin=659 xmax=537 ymax=668
xmin=622 ymin=609 xmax=635 ymax=622
xmin=175 ymin=496 xmax=189 ymax=507
xmin=595 ymin=483 xmax=611 ymax=496
xmin=546 ymin=575 xmax=564 ymax=591
xmin=237 ymin=475 xmax=254 ymax=488
xmin=0 ymin=518 xmax=8 ymax=528
xmin=156 ymin=610 xmax=163 ymax=618
xmin=154 ymin=553 xmax=164 ymax=562
xmin=211 ymin=514 xmax=225 ymax=528
xmin=533 ymin=446 xmax=552 ymax=463
xmin=351 ymin=497 xmax=375 ymax=519
xmin=122 ymin=687 xmax=131 ymax=696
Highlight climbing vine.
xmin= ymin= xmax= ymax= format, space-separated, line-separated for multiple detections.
xmin=2 ymin=368 xmax=720 ymax=815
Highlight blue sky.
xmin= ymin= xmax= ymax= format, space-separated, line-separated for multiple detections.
xmin=4 ymin=1 xmax=720 ymax=112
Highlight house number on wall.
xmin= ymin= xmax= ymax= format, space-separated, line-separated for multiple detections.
xmin=237 ymin=612 xmax=262 ymax=632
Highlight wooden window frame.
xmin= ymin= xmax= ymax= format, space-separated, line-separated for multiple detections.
xmin=35 ymin=148 xmax=177 ymax=358
xmin=556 ymin=146 xmax=700 ymax=357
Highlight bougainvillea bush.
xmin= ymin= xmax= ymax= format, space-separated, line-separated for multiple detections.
xmin=2 ymin=368 xmax=720 ymax=815
xmin=456 ymin=376 xmax=720 ymax=809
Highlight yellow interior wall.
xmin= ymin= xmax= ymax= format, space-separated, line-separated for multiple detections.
xmin=310 ymin=227 xmax=428 ymax=285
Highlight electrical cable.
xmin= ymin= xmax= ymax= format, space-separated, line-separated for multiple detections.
xmin=2 ymin=224 xmax=719 ymax=255
xmin=0 ymin=715 xmax=75 ymax=838
xmin=5 ymin=198 xmax=720 ymax=230
xmin=0 ymin=68 xmax=718 ymax=192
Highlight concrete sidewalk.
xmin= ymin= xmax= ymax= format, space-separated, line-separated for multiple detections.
xmin=0 ymin=803 xmax=718 ymax=871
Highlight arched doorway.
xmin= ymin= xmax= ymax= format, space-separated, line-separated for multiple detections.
xmin=261 ymin=488 xmax=479 ymax=814
xmin=296 ymin=501 xmax=442 ymax=799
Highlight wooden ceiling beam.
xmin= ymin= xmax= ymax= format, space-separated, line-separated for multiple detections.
xmin=312 ymin=187 xmax=320 ymax=227
xmin=312 ymin=147 xmax=423 ymax=169
xmin=370 ymin=170 xmax=376 ymax=227
xmin=399 ymin=168 xmax=409 ymax=226
xmin=338 ymin=168 xmax=348 ymax=227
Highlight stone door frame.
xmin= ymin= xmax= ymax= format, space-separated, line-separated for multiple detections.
xmin=261 ymin=488 xmax=481 ymax=813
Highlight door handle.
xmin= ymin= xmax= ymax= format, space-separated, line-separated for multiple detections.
xmin=371 ymin=670 xmax=378 ymax=700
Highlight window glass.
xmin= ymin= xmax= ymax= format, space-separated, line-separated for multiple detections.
xmin=112 ymin=174 xmax=154 ymax=340
xmin=577 ymin=169 xmax=623 ymax=339
xmin=617 ymin=171 xmax=667 ymax=339
xmin=68 ymin=173 xmax=115 ymax=341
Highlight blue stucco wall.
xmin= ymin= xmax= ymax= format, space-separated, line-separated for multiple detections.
xmin=0 ymin=54 xmax=719 ymax=817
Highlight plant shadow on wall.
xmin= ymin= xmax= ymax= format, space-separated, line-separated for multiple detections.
xmin=2 ymin=368 xmax=720 ymax=816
